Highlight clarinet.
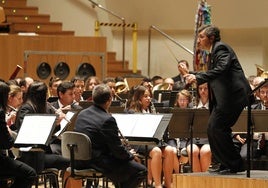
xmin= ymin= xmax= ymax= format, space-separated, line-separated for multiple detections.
xmin=117 ymin=128 xmax=144 ymax=162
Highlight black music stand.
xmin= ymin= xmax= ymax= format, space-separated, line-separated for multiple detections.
xmin=246 ymin=78 xmax=268 ymax=177
xmin=112 ymin=113 xmax=173 ymax=187
xmin=168 ymin=108 xmax=195 ymax=172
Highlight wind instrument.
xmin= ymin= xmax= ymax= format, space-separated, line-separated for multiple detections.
xmin=117 ymin=127 xmax=144 ymax=162
xmin=9 ymin=65 xmax=23 ymax=80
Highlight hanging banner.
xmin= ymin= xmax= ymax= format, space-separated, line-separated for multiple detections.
xmin=193 ymin=0 xmax=211 ymax=71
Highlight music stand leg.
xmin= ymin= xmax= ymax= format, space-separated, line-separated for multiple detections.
xmin=246 ymin=103 xmax=252 ymax=177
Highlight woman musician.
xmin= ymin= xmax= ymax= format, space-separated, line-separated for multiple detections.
xmin=125 ymin=85 xmax=179 ymax=188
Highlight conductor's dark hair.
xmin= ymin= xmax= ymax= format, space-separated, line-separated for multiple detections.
xmin=198 ymin=25 xmax=221 ymax=42
xmin=92 ymin=84 xmax=111 ymax=105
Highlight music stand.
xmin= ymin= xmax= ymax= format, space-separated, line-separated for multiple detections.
xmin=246 ymin=78 xmax=268 ymax=177
xmin=14 ymin=114 xmax=57 ymax=147
xmin=112 ymin=113 xmax=173 ymax=187
xmin=168 ymin=108 xmax=195 ymax=172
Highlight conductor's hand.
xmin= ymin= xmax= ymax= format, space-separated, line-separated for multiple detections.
xmin=184 ymin=74 xmax=196 ymax=84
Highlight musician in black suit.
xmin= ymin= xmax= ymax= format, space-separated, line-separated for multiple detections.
xmin=49 ymin=81 xmax=82 ymax=154
xmin=172 ymin=60 xmax=190 ymax=91
xmin=185 ymin=25 xmax=253 ymax=174
xmin=74 ymin=84 xmax=147 ymax=188
xmin=49 ymin=81 xmax=83 ymax=111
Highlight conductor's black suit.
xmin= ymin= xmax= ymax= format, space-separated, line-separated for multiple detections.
xmin=195 ymin=41 xmax=253 ymax=172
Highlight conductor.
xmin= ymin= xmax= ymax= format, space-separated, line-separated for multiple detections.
xmin=185 ymin=25 xmax=253 ymax=174
xmin=74 ymin=84 xmax=147 ymax=187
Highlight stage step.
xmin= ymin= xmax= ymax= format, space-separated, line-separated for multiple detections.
xmin=4 ymin=7 xmax=39 ymax=16
xmin=7 ymin=14 xmax=50 ymax=23
xmin=173 ymin=170 xmax=268 ymax=188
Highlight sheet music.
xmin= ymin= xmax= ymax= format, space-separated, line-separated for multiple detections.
xmin=54 ymin=111 xmax=76 ymax=137
xmin=15 ymin=115 xmax=57 ymax=145
xmin=112 ymin=114 xmax=163 ymax=137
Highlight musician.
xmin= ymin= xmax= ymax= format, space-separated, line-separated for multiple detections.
xmin=50 ymin=81 xmax=82 ymax=111
xmin=17 ymin=76 xmax=34 ymax=102
xmin=49 ymin=81 xmax=82 ymax=155
xmin=0 ymin=81 xmax=37 ymax=188
xmin=6 ymin=85 xmax=23 ymax=130
xmin=234 ymin=82 xmax=268 ymax=159
xmin=14 ymin=81 xmax=70 ymax=172
xmin=172 ymin=59 xmax=190 ymax=91
xmin=102 ymin=77 xmax=117 ymax=100
xmin=74 ymin=84 xmax=147 ymax=188
xmin=70 ymin=76 xmax=85 ymax=103
xmin=189 ymin=83 xmax=212 ymax=172
xmin=85 ymin=76 xmax=101 ymax=92
xmin=125 ymin=85 xmax=178 ymax=188
xmin=48 ymin=76 xmax=62 ymax=98
xmin=185 ymin=25 xmax=253 ymax=174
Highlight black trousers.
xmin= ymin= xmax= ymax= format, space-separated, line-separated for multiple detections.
xmin=0 ymin=155 xmax=37 ymax=188
xmin=207 ymin=106 xmax=244 ymax=171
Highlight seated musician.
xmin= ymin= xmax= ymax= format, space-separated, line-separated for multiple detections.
xmin=6 ymin=85 xmax=23 ymax=131
xmin=169 ymin=87 xmax=212 ymax=172
xmin=125 ymin=85 xmax=179 ymax=188
xmin=233 ymin=82 xmax=268 ymax=160
xmin=49 ymin=81 xmax=83 ymax=155
xmin=14 ymin=81 xmax=70 ymax=173
xmin=74 ymin=84 xmax=147 ymax=188
xmin=0 ymin=81 xmax=37 ymax=188
xmin=191 ymin=83 xmax=211 ymax=172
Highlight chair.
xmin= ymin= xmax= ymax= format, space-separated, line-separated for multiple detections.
xmin=61 ymin=131 xmax=107 ymax=188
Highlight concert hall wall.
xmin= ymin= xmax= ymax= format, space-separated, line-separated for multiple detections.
xmin=0 ymin=35 xmax=107 ymax=84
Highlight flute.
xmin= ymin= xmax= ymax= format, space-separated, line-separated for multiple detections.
xmin=46 ymin=102 xmax=70 ymax=123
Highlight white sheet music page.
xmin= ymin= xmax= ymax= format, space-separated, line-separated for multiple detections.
xmin=15 ymin=115 xmax=56 ymax=145
xmin=131 ymin=114 xmax=163 ymax=137
xmin=112 ymin=114 xmax=163 ymax=137
xmin=112 ymin=114 xmax=136 ymax=136
xmin=54 ymin=111 xmax=76 ymax=137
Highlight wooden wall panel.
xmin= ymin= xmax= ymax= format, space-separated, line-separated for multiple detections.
xmin=0 ymin=34 xmax=106 ymax=84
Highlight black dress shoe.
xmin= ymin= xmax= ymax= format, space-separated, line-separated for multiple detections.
xmin=208 ymin=163 xmax=225 ymax=173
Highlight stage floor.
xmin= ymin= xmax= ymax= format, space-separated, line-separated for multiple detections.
xmin=173 ymin=170 xmax=268 ymax=188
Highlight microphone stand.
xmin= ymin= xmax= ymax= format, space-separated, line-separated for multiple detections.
xmin=89 ymin=0 xmax=126 ymax=69
xmin=246 ymin=78 xmax=268 ymax=177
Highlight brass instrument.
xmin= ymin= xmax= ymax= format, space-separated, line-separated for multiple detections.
xmin=115 ymin=78 xmax=129 ymax=94
xmin=152 ymin=83 xmax=170 ymax=93
xmin=256 ymin=64 xmax=268 ymax=78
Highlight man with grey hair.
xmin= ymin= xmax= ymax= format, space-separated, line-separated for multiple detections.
xmin=74 ymin=84 xmax=147 ymax=188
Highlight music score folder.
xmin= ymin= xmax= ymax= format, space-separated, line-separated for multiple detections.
xmin=112 ymin=113 xmax=173 ymax=144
